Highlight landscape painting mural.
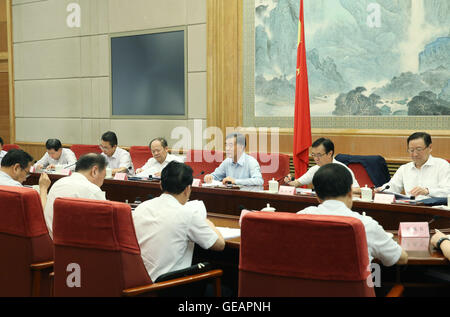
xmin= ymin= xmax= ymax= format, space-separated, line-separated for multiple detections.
xmin=254 ymin=0 xmax=450 ymax=117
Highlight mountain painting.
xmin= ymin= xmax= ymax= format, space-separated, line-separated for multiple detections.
xmin=255 ymin=0 xmax=450 ymax=117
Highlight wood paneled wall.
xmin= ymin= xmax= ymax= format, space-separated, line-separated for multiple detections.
xmin=0 ymin=0 xmax=11 ymax=144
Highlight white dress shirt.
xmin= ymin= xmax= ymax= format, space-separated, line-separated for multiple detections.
xmin=382 ymin=155 xmax=450 ymax=197
xmin=296 ymin=159 xmax=360 ymax=188
xmin=298 ymin=200 xmax=402 ymax=266
xmin=44 ymin=172 xmax=106 ymax=239
xmin=211 ymin=153 xmax=264 ymax=186
xmin=132 ymin=194 xmax=219 ymax=281
xmin=0 ymin=150 xmax=7 ymax=165
xmin=136 ymin=154 xmax=184 ymax=177
xmin=35 ymin=148 xmax=77 ymax=170
xmin=0 ymin=170 xmax=22 ymax=187
xmin=101 ymin=147 xmax=134 ymax=175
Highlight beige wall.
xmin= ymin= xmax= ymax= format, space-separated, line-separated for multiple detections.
xmin=12 ymin=0 xmax=207 ymax=148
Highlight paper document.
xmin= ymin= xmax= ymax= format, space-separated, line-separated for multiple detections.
xmin=217 ymin=227 xmax=241 ymax=240
xmin=201 ymin=180 xmax=224 ymax=187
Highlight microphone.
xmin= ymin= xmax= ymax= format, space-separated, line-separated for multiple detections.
xmin=64 ymin=162 xmax=77 ymax=169
xmin=195 ymin=171 xmax=205 ymax=178
xmin=380 ymin=185 xmax=390 ymax=192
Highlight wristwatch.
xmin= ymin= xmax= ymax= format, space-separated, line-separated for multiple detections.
xmin=436 ymin=237 xmax=450 ymax=251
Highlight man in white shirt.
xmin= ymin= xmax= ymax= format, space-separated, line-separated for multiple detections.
xmin=34 ymin=139 xmax=77 ymax=171
xmin=203 ymin=132 xmax=264 ymax=186
xmin=135 ymin=137 xmax=183 ymax=177
xmin=298 ymin=163 xmax=408 ymax=266
xmin=0 ymin=149 xmax=51 ymax=208
xmin=132 ymin=161 xmax=225 ymax=282
xmin=44 ymin=153 xmax=107 ymax=239
xmin=100 ymin=131 xmax=134 ymax=176
xmin=376 ymin=132 xmax=450 ymax=197
xmin=0 ymin=137 xmax=6 ymax=165
xmin=284 ymin=138 xmax=361 ymax=194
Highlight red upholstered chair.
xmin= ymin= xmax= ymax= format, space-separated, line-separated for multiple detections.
xmin=0 ymin=186 xmax=53 ymax=297
xmin=129 ymin=146 xmax=153 ymax=170
xmin=249 ymin=153 xmax=290 ymax=185
xmin=3 ymin=144 xmax=21 ymax=151
xmin=184 ymin=150 xmax=224 ymax=177
xmin=70 ymin=144 xmax=102 ymax=159
xmin=239 ymin=212 xmax=378 ymax=297
xmin=52 ymin=198 xmax=222 ymax=297
xmin=348 ymin=163 xmax=375 ymax=188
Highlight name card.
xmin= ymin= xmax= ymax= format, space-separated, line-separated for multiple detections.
xmin=192 ymin=179 xmax=201 ymax=187
xmin=114 ymin=173 xmax=128 ymax=181
xmin=239 ymin=209 xmax=253 ymax=227
xmin=398 ymin=222 xmax=429 ymax=238
xmin=56 ymin=169 xmax=72 ymax=176
xmin=373 ymin=193 xmax=395 ymax=204
xmin=30 ymin=166 xmax=36 ymax=173
xmin=278 ymin=185 xmax=296 ymax=196
xmin=399 ymin=237 xmax=430 ymax=251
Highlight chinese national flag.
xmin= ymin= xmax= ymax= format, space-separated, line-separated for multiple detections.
xmin=293 ymin=0 xmax=312 ymax=178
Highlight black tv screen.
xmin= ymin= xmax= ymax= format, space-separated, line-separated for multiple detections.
xmin=111 ymin=30 xmax=186 ymax=116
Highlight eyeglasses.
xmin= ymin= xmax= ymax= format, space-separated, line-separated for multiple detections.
xmin=407 ymin=147 xmax=428 ymax=154
xmin=311 ymin=152 xmax=327 ymax=159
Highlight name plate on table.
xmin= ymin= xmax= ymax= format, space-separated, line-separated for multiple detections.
xmin=373 ymin=193 xmax=395 ymax=204
xmin=114 ymin=173 xmax=128 ymax=181
xmin=398 ymin=222 xmax=429 ymax=238
xmin=56 ymin=169 xmax=71 ymax=176
xmin=278 ymin=186 xmax=296 ymax=196
xmin=192 ymin=179 xmax=201 ymax=187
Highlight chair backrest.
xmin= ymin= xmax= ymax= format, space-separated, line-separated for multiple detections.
xmin=239 ymin=212 xmax=374 ymax=297
xmin=52 ymin=197 xmax=151 ymax=296
xmin=249 ymin=153 xmax=290 ymax=185
xmin=348 ymin=163 xmax=374 ymax=188
xmin=3 ymin=144 xmax=21 ymax=151
xmin=70 ymin=144 xmax=102 ymax=159
xmin=184 ymin=149 xmax=224 ymax=176
xmin=335 ymin=154 xmax=390 ymax=187
xmin=0 ymin=185 xmax=53 ymax=296
xmin=129 ymin=146 xmax=153 ymax=170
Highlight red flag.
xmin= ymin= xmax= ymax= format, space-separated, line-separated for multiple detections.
xmin=293 ymin=0 xmax=312 ymax=179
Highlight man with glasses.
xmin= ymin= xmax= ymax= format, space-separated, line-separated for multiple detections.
xmin=0 ymin=149 xmax=51 ymax=207
xmin=284 ymin=138 xmax=360 ymax=193
xmin=376 ymin=132 xmax=450 ymax=197
xmin=100 ymin=131 xmax=134 ymax=176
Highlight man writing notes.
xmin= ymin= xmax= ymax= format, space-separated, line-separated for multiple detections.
xmin=298 ymin=163 xmax=408 ymax=266
xmin=135 ymin=137 xmax=183 ymax=177
xmin=132 ymin=161 xmax=225 ymax=282
xmin=100 ymin=131 xmax=134 ymax=176
xmin=44 ymin=154 xmax=107 ymax=239
xmin=203 ymin=132 xmax=264 ymax=186
xmin=0 ymin=149 xmax=51 ymax=208
xmin=34 ymin=139 xmax=77 ymax=171
xmin=284 ymin=138 xmax=360 ymax=193
xmin=376 ymin=132 xmax=450 ymax=197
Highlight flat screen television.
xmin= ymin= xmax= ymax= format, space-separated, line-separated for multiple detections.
xmin=110 ymin=29 xmax=186 ymax=117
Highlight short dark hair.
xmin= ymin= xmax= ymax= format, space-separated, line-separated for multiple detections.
xmin=1 ymin=149 xmax=34 ymax=169
xmin=45 ymin=139 xmax=62 ymax=151
xmin=312 ymin=138 xmax=334 ymax=155
xmin=161 ymin=161 xmax=193 ymax=195
xmin=101 ymin=131 xmax=118 ymax=147
xmin=75 ymin=153 xmax=106 ymax=172
xmin=313 ymin=163 xmax=352 ymax=200
xmin=226 ymin=132 xmax=246 ymax=148
xmin=407 ymin=132 xmax=432 ymax=147
xmin=0 ymin=137 xmax=3 ymax=146
xmin=150 ymin=137 xmax=168 ymax=148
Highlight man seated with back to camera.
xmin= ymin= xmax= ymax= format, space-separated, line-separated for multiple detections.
xmin=135 ymin=137 xmax=184 ymax=178
xmin=203 ymin=132 xmax=264 ymax=186
xmin=284 ymin=137 xmax=361 ymax=194
xmin=132 ymin=161 xmax=225 ymax=296
xmin=298 ymin=163 xmax=408 ymax=267
xmin=375 ymin=132 xmax=449 ymax=198
xmin=34 ymin=138 xmax=77 ymax=171
xmin=0 ymin=149 xmax=51 ymax=208
xmin=43 ymin=153 xmax=107 ymax=239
